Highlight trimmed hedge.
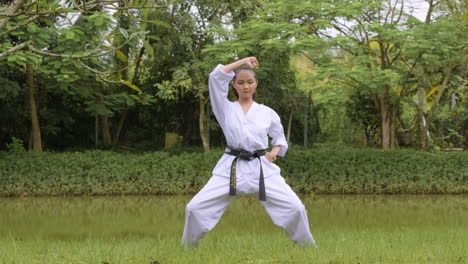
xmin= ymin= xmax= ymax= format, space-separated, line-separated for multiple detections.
xmin=280 ymin=146 xmax=467 ymax=194
xmin=0 ymin=146 xmax=467 ymax=196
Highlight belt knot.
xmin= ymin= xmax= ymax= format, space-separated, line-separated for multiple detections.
xmin=225 ymin=146 xmax=267 ymax=201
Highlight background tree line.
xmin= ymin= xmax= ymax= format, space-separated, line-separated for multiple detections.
xmin=1 ymin=0 xmax=467 ymax=152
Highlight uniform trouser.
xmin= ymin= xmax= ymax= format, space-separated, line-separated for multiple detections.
xmin=181 ymin=174 xmax=316 ymax=247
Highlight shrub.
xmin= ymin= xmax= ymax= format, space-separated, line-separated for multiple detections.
xmin=0 ymin=146 xmax=466 ymax=196
xmin=6 ymin=137 xmax=25 ymax=155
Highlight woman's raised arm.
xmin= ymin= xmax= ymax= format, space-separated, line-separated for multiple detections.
xmin=221 ymin=57 xmax=258 ymax=73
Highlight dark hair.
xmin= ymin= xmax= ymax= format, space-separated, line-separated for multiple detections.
xmin=231 ymin=66 xmax=258 ymax=100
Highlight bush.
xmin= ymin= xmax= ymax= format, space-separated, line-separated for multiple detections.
xmin=6 ymin=137 xmax=25 ymax=155
xmin=278 ymin=145 xmax=467 ymax=194
xmin=0 ymin=146 xmax=466 ymax=196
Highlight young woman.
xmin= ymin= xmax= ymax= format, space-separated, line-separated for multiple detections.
xmin=182 ymin=57 xmax=316 ymax=247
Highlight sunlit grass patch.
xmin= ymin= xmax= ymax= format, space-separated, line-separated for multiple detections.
xmin=0 ymin=195 xmax=467 ymax=263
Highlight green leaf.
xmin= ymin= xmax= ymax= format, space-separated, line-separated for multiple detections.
xmin=95 ymin=16 xmax=105 ymax=26
xmin=126 ymin=97 xmax=136 ymax=106
xmin=119 ymin=27 xmax=129 ymax=39
xmin=147 ymin=35 xmax=160 ymax=41
xmin=147 ymin=20 xmax=171 ymax=29
xmin=65 ymin=31 xmax=76 ymax=40
xmin=85 ymin=103 xmax=113 ymax=115
xmin=115 ymin=50 xmax=128 ymax=62
xmin=143 ymin=40 xmax=154 ymax=57
xmin=121 ymin=80 xmax=142 ymax=93
xmin=27 ymin=23 xmax=40 ymax=33
xmin=10 ymin=31 xmax=25 ymax=36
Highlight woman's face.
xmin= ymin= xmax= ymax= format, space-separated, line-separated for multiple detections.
xmin=232 ymin=70 xmax=258 ymax=100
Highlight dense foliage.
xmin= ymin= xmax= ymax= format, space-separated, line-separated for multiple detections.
xmin=1 ymin=146 xmax=466 ymax=196
xmin=0 ymin=0 xmax=466 ymax=151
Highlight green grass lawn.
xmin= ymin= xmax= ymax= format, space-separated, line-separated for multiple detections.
xmin=0 ymin=195 xmax=467 ymax=264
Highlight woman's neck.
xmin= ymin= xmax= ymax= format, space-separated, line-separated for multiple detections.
xmin=237 ymin=97 xmax=253 ymax=106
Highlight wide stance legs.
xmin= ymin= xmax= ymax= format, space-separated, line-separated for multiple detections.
xmin=181 ymin=175 xmax=315 ymax=247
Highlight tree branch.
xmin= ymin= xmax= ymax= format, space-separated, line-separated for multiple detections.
xmin=0 ymin=9 xmax=78 ymax=18
xmin=330 ymin=77 xmax=362 ymax=90
xmin=383 ymin=0 xmax=392 ymax=24
xmin=426 ymin=63 xmax=455 ymax=127
xmin=1 ymin=2 xmax=164 ymax=18
xmin=105 ymin=5 xmax=163 ymax=10
xmin=395 ymin=0 xmax=404 ymax=24
xmin=0 ymin=0 xmax=26 ymax=29
xmin=0 ymin=40 xmax=31 ymax=57
xmin=78 ymin=59 xmax=136 ymax=85
xmin=389 ymin=49 xmax=401 ymax=65
xmin=389 ymin=0 xmax=399 ymax=24
xmin=77 ymin=58 xmax=133 ymax=75
xmin=27 ymin=32 xmax=138 ymax=58
xmin=378 ymin=41 xmax=387 ymax=69
xmin=332 ymin=19 xmax=361 ymax=42
xmin=384 ymin=42 xmax=391 ymax=65
xmin=0 ymin=14 xmax=41 ymax=38
xmin=425 ymin=0 xmax=435 ymax=23
xmin=345 ymin=73 xmax=373 ymax=90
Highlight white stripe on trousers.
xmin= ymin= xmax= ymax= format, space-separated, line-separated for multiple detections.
xmin=182 ymin=174 xmax=316 ymax=247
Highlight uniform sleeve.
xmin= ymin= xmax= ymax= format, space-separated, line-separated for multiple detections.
xmin=268 ymin=110 xmax=288 ymax=156
xmin=209 ymin=64 xmax=235 ymax=126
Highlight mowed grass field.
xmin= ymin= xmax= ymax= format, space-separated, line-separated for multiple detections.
xmin=0 ymin=195 xmax=467 ymax=264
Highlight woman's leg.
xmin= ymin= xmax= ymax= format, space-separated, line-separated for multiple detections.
xmin=260 ymin=175 xmax=316 ymax=245
xmin=182 ymin=175 xmax=234 ymax=247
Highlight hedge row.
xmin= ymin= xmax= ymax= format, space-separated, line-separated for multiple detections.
xmin=0 ymin=146 xmax=467 ymax=196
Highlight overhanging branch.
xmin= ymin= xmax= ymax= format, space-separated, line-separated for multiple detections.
xmin=26 ymin=32 xmax=139 ymax=58
xmin=0 ymin=40 xmax=31 ymax=57
xmin=0 ymin=14 xmax=41 ymax=38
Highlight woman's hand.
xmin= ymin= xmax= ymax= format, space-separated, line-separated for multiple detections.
xmin=241 ymin=57 xmax=259 ymax=69
xmin=221 ymin=57 xmax=259 ymax=73
xmin=265 ymin=146 xmax=281 ymax=163
xmin=265 ymin=152 xmax=277 ymax=163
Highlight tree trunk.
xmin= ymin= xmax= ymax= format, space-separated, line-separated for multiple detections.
xmin=311 ymin=99 xmax=321 ymax=137
xmin=112 ymin=46 xmax=145 ymax=147
xmin=304 ymin=92 xmax=313 ymax=146
xmin=464 ymin=128 xmax=468 ymax=148
xmin=100 ymin=115 xmax=112 ymax=145
xmin=425 ymin=64 xmax=455 ymax=136
xmin=206 ymin=102 xmax=211 ymax=149
xmin=390 ymin=106 xmax=397 ymax=148
xmin=98 ymin=95 xmax=112 ymax=145
xmin=26 ymin=64 xmax=42 ymax=152
xmin=110 ymin=4 xmax=132 ymax=146
xmin=304 ymin=94 xmax=310 ymax=146
xmin=95 ymin=114 xmax=99 ymax=147
xmin=380 ymin=95 xmax=392 ymax=149
xmin=417 ymin=86 xmax=427 ymax=149
xmin=113 ymin=108 xmax=128 ymax=146
xmin=287 ymin=109 xmax=293 ymax=145
xmin=364 ymin=128 xmax=371 ymax=146
xmin=199 ymin=98 xmax=210 ymax=152
xmin=28 ymin=133 xmax=32 ymax=151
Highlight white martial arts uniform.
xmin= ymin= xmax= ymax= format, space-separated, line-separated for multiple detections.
xmin=181 ymin=65 xmax=316 ymax=247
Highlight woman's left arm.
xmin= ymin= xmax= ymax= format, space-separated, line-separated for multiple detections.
xmin=265 ymin=146 xmax=282 ymax=163
xmin=266 ymin=110 xmax=288 ymax=162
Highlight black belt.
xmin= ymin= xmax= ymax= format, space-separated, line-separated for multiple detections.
xmin=225 ymin=146 xmax=267 ymax=201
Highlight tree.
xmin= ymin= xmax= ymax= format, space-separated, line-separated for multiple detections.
xmin=406 ymin=0 xmax=467 ymax=149
xmin=0 ymin=0 xmax=157 ymax=150
xmin=149 ymin=0 xmax=270 ymax=152
xmin=228 ymin=0 xmax=466 ymax=149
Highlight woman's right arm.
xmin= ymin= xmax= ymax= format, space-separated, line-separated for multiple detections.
xmin=209 ymin=57 xmax=258 ymax=126
xmin=221 ymin=57 xmax=258 ymax=73
xmin=208 ymin=65 xmax=234 ymax=127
